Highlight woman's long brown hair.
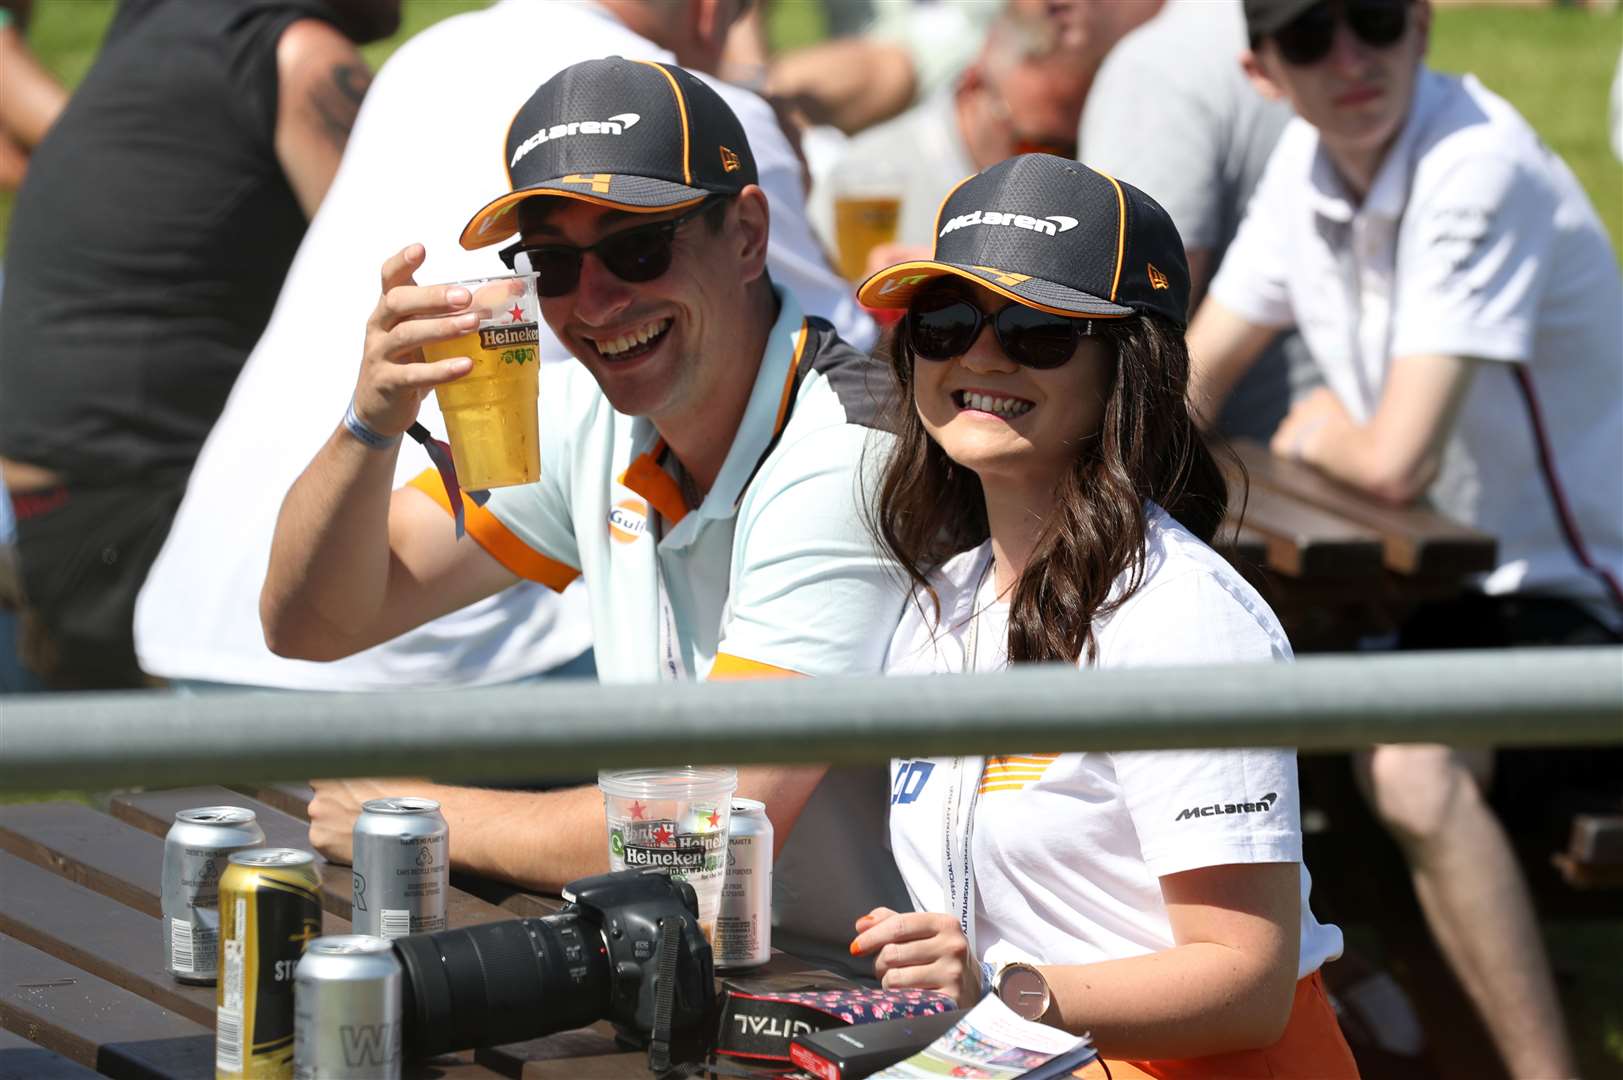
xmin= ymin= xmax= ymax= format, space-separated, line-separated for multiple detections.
xmin=867 ymin=310 xmax=1232 ymax=666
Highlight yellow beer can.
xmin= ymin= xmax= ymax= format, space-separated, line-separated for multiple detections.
xmin=215 ymin=848 xmax=323 ymax=1078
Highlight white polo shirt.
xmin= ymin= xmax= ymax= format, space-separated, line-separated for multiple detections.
xmin=886 ymin=507 xmax=1344 ymax=981
xmin=1212 ymin=69 xmax=1623 ymax=618
xmin=415 ymin=289 xmax=904 ymax=683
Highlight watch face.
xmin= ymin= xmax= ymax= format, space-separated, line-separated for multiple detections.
xmin=998 ymin=965 xmax=1050 ymax=1021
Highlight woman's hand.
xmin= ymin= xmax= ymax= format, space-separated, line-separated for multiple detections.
xmin=351 ymin=244 xmax=480 ymax=439
xmin=849 ymin=907 xmax=981 ymax=1005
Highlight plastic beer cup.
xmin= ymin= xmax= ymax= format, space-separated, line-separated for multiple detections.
xmin=831 ymin=160 xmax=902 ymax=281
xmin=598 ymin=767 xmax=738 ymax=942
xmin=421 ymin=273 xmax=541 ymax=490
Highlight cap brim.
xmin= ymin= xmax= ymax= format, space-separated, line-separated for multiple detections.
xmin=459 ymin=175 xmax=712 ymax=250
xmin=857 ymin=260 xmax=1135 ymax=319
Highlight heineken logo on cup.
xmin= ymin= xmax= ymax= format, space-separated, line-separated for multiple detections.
xmin=479 ymin=322 xmax=539 ymax=350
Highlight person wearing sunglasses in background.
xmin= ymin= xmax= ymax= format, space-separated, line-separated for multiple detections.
xmin=261 ymin=57 xmax=914 ymax=972
xmin=1187 ymin=1 xmax=1623 ymax=1076
xmin=848 ymin=154 xmax=1357 ymax=1078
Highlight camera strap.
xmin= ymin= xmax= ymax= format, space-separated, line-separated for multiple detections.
xmin=647 ymin=917 xmax=683 ymax=1075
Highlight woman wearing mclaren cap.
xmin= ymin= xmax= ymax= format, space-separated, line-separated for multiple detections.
xmin=848 ymin=154 xmax=1358 ymax=1077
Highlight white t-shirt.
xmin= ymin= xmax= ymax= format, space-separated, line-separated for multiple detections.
xmin=133 ymin=0 xmax=876 ymax=689
xmin=886 ymin=507 xmax=1344 ymax=981
xmin=1212 ymin=69 xmax=1623 ymax=618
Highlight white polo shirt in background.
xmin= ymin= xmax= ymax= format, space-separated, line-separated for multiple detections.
xmin=1211 ymin=69 xmax=1623 ymax=622
xmin=885 ymin=506 xmax=1344 ymax=981
xmin=134 ymin=0 xmax=876 ymax=690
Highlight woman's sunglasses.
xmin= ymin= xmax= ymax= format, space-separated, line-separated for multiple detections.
xmin=497 ymin=198 xmax=718 ymax=298
xmin=1268 ymin=0 xmax=1409 ymax=67
xmin=904 ymin=290 xmax=1094 ymax=370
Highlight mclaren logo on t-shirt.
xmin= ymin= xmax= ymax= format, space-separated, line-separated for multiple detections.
xmin=1175 ymin=791 xmax=1278 ymax=822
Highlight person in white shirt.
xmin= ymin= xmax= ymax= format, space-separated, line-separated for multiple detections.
xmin=1187 ymin=1 xmax=1621 ymax=1075
xmin=261 ymin=55 xmax=912 ymax=974
xmin=849 ymin=154 xmax=1356 ymax=1079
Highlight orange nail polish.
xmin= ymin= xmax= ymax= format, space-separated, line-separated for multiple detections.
xmin=848 ymin=940 xmax=862 ymax=956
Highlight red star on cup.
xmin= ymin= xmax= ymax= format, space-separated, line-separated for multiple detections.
xmin=652 ymin=824 xmax=673 ymax=845
xmin=706 ymin=808 xmax=721 ymax=828
xmin=508 ymin=302 xmax=525 ymax=323
xmin=629 ymin=801 xmax=645 ymax=820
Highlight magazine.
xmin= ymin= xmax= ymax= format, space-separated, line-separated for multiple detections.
xmin=869 ymin=994 xmax=1097 ymax=1079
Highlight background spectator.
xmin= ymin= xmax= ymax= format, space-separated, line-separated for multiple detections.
xmin=1080 ymin=0 xmax=1319 ymax=443
xmin=0 ymin=1 xmax=68 ymax=192
xmin=1189 ymin=0 xmax=1623 ymax=1074
xmin=0 ymin=0 xmax=400 ymax=689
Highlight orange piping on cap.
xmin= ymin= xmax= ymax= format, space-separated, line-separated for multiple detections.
xmin=857 ymin=260 xmax=1131 ymax=320
xmin=1090 ymin=167 xmax=1129 ymax=302
xmin=931 ymin=173 xmax=977 ymax=243
xmin=634 ymin=60 xmax=692 ymax=185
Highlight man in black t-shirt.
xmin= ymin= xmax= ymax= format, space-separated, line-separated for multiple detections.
xmin=0 ymin=0 xmax=399 ymax=688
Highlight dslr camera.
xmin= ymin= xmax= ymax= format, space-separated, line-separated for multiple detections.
xmin=391 ymin=869 xmax=715 ymax=1058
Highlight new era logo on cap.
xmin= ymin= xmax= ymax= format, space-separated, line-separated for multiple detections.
xmin=857 ymin=154 xmax=1191 ymax=327
xmin=460 ymin=57 xmax=759 ymax=250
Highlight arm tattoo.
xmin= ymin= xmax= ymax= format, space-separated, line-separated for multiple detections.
xmin=308 ymin=62 xmax=372 ymax=150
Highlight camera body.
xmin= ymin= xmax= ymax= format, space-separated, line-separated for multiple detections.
xmin=392 ymin=869 xmax=715 ymax=1058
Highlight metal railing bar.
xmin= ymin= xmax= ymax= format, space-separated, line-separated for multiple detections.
xmin=0 ymin=647 xmax=1618 ymax=793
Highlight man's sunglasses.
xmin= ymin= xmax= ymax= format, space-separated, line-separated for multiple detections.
xmin=905 ymin=290 xmax=1094 ymax=370
xmin=497 ymin=198 xmax=718 ymax=298
xmin=1267 ymin=0 xmax=1409 ymax=66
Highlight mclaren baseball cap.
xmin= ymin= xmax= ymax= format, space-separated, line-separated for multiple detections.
xmin=858 ymin=154 xmax=1190 ymax=326
xmin=460 ymin=56 xmax=758 ymax=250
xmin=1242 ymin=0 xmax=1323 ymax=37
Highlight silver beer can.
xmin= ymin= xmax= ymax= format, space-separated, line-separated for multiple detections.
xmin=715 ymin=797 xmax=772 ymax=969
xmin=293 ymin=935 xmax=402 ymax=1080
xmin=160 ymin=806 xmax=265 ymax=984
xmin=351 ymin=797 xmax=448 ymax=939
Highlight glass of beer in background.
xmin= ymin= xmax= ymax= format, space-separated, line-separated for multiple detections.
xmin=831 ymin=160 xmax=901 ymax=282
xmin=420 ymin=273 xmax=541 ymax=490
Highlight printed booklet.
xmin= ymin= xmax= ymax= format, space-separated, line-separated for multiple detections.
xmin=868 ymin=994 xmax=1097 ymax=1079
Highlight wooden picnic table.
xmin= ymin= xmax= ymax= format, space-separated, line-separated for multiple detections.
xmin=0 ymin=783 xmax=819 ymax=1080
xmin=1214 ymin=438 xmax=1497 ymax=650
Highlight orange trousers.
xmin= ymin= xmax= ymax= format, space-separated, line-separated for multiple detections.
xmin=1075 ymin=971 xmax=1360 ymax=1079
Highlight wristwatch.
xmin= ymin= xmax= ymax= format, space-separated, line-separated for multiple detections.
xmin=992 ymin=961 xmax=1052 ymax=1022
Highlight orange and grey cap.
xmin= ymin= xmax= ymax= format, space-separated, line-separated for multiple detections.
xmin=459 ymin=57 xmax=758 ymax=250
xmin=858 ymin=154 xmax=1191 ymax=326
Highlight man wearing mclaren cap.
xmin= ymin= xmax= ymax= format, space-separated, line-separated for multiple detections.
xmin=261 ymin=57 xmax=911 ymax=969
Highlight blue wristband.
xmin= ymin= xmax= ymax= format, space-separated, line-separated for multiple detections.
xmin=343 ymin=401 xmax=402 ymax=450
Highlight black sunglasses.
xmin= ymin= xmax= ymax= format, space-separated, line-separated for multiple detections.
xmin=1268 ymin=0 xmax=1409 ymax=67
xmin=497 ymin=198 xmax=719 ymax=297
xmin=905 ymin=289 xmax=1094 ymax=370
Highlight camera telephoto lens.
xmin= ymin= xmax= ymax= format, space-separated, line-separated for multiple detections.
xmin=392 ymin=913 xmax=610 ymax=1058
xmin=389 ymin=870 xmax=714 ymax=1060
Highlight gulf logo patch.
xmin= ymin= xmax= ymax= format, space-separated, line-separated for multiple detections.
xmin=608 ymin=498 xmax=648 ymax=544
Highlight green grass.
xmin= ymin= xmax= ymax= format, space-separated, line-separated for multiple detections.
xmin=1428 ymin=4 xmax=1622 ymax=262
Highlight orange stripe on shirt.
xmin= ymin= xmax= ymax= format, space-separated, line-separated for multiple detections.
xmin=710 ymin=653 xmax=805 ymax=680
xmin=406 ymin=470 xmax=580 ymax=591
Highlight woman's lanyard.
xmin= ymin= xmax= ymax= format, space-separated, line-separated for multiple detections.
xmin=943 ymin=551 xmax=996 ymax=957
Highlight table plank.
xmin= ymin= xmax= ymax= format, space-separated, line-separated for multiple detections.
xmin=0 ymin=932 xmax=215 ymax=1079
xmin=1232 ymin=440 xmax=1497 ymax=577
xmin=237 ymin=783 xmax=314 ymax=821
xmin=0 ymin=852 xmax=216 ymax=1026
xmin=0 ymin=1025 xmax=102 ymax=1080
xmin=0 ymin=801 xmax=351 ymax=935
xmin=1224 ymin=479 xmax=1384 ymax=578
xmin=110 ymin=788 xmax=515 ymax=929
